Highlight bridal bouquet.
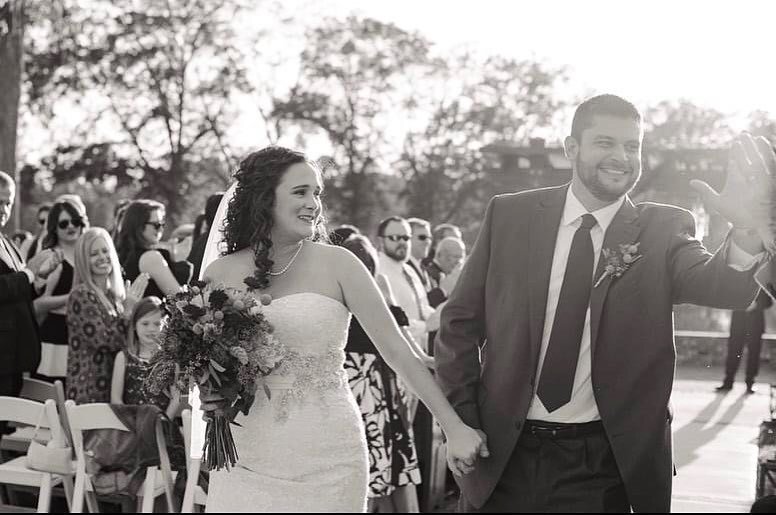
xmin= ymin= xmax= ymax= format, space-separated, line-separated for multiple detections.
xmin=148 ymin=279 xmax=285 ymax=471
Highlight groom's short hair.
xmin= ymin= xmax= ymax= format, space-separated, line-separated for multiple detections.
xmin=571 ymin=94 xmax=642 ymax=141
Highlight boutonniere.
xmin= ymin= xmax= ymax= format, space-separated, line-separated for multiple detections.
xmin=594 ymin=242 xmax=643 ymax=288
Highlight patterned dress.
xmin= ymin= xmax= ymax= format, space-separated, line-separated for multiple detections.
xmin=66 ymin=285 xmax=127 ymax=403
xmin=122 ymin=352 xmax=170 ymax=409
xmin=344 ymin=305 xmax=421 ymax=498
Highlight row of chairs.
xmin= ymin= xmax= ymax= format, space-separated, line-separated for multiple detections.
xmin=0 ymin=377 xmax=207 ymax=513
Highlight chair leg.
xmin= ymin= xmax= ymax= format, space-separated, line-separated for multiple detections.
xmin=37 ymin=473 xmax=53 ymax=513
xmin=72 ymin=470 xmax=85 ymax=513
xmin=140 ymin=467 xmax=156 ymax=513
xmin=83 ymin=476 xmax=99 ymax=514
xmin=182 ymin=459 xmax=199 ymax=513
xmin=61 ymin=474 xmax=74 ymax=511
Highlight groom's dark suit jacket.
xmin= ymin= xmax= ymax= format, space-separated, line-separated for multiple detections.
xmin=435 ymin=184 xmax=761 ymax=512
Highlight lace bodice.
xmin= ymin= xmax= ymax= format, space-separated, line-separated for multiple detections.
xmin=259 ymin=292 xmax=352 ymax=419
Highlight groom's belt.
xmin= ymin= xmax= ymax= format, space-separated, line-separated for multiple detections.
xmin=523 ymin=420 xmax=605 ymax=439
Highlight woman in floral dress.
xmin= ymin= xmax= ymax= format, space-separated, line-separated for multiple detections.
xmin=66 ymin=228 xmax=148 ymax=403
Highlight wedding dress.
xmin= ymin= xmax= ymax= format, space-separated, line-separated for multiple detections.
xmin=205 ymin=292 xmax=369 ymax=512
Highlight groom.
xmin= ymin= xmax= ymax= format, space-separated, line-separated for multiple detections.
xmin=435 ymin=94 xmax=774 ymax=512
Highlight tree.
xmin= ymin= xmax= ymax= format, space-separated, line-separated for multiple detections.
xmin=636 ymin=100 xmax=734 ymax=206
xmin=24 ymin=0 xmax=251 ymax=223
xmin=0 ymin=0 xmax=24 ymax=230
xmin=271 ymin=16 xmax=433 ymax=229
xmin=399 ymin=52 xmax=568 ymax=231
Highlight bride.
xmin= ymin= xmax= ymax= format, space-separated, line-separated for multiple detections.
xmin=195 ymin=146 xmax=487 ymax=512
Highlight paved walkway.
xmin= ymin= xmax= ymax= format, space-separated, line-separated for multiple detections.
xmin=671 ymin=366 xmax=774 ymax=512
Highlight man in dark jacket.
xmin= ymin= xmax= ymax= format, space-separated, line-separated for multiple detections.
xmin=0 ymin=172 xmax=53 ymax=425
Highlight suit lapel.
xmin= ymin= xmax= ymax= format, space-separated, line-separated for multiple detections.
xmin=528 ymin=186 xmax=567 ymax=366
xmin=589 ymin=197 xmax=642 ymax=356
xmin=0 ymin=234 xmax=22 ymax=271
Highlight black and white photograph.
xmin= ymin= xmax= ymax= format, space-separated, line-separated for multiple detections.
xmin=1 ymin=0 xmax=776 ymax=512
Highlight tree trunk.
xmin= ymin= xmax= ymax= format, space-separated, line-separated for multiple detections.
xmin=0 ymin=0 xmax=24 ymax=231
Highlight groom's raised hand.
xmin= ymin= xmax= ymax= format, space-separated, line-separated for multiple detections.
xmin=690 ymin=133 xmax=776 ymax=255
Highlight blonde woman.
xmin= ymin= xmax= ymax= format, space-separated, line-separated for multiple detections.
xmin=65 ymin=228 xmax=148 ymax=403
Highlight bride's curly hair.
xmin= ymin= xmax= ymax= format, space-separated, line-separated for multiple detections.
xmin=223 ymin=146 xmax=328 ymax=290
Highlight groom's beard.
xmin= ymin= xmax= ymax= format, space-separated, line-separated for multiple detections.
xmin=576 ymin=154 xmax=640 ymax=202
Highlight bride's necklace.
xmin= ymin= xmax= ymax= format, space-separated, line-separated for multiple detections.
xmin=269 ymin=241 xmax=304 ymax=276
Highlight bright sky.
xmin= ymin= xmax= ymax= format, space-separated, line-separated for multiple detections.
xmin=317 ymin=0 xmax=776 ymax=119
xmin=22 ymin=0 xmax=776 ymax=163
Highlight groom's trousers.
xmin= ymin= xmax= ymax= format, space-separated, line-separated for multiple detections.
xmin=459 ymin=421 xmax=630 ymax=513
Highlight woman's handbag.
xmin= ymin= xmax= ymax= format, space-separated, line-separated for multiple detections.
xmin=25 ymin=410 xmax=73 ymax=476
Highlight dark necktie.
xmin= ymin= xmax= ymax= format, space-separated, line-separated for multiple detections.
xmin=537 ymin=213 xmax=597 ymax=413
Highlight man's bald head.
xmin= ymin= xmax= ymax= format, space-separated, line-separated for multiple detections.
xmin=435 ymin=237 xmax=465 ymax=274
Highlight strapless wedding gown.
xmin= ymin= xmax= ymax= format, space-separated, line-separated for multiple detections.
xmin=205 ymin=293 xmax=369 ymax=512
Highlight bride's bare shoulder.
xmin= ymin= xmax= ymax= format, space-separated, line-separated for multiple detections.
xmin=202 ymin=249 xmax=253 ymax=282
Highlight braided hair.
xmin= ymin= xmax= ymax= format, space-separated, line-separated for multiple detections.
xmin=223 ymin=146 xmax=327 ymax=290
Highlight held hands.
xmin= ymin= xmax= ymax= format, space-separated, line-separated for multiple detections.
xmin=690 ymin=133 xmax=776 ymax=254
xmin=445 ymin=423 xmax=489 ymax=477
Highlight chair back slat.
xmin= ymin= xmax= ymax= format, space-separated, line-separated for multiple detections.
xmin=0 ymin=396 xmax=51 ymax=426
xmin=19 ymin=377 xmax=58 ymax=403
xmin=65 ymin=403 xmax=129 ymax=432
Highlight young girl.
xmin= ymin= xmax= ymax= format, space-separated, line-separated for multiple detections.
xmin=111 ymin=296 xmax=180 ymax=419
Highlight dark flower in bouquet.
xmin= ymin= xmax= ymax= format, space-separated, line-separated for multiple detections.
xmin=148 ymin=279 xmax=285 ymax=471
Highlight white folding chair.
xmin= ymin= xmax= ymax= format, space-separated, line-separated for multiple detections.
xmin=0 ymin=397 xmax=73 ymax=513
xmin=180 ymin=409 xmax=207 ymax=513
xmin=64 ymin=401 xmax=176 ymax=513
xmin=0 ymin=378 xmax=59 ymax=454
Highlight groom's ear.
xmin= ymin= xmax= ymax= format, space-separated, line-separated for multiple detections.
xmin=564 ymin=135 xmax=579 ymax=161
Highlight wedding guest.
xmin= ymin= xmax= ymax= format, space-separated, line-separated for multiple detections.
xmin=341 ymin=234 xmax=425 ymax=512
xmin=117 ymin=200 xmax=191 ymax=299
xmin=33 ymin=200 xmax=88 ymax=383
xmin=111 ymin=296 xmax=180 ymax=418
xmin=21 ymin=203 xmax=51 ymax=261
xmin=110 ymin=199 xmax=130 ymax=241
xmin=377 ymin=216 xmax=434 ymax=351
xmin=330 ymin=224 xmax=361 ymax=246
xmin=66 ymin=228 xmax=147 ymax=403
xmin=407 ymin=218 xmax=432 ymax=290
xmin=717 ymin=289 xmax=773 ymax=394
xmin=0 ymin=172 xmax=54 ymax=422
xmin=435 ymin=237 xmax=466 ymax=297
xmin=422 ymin=223 xmax=462 ymax=271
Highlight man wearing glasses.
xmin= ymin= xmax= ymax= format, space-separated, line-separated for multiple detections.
xmin=377 ymin=216 xmax=435 ymax=349
xmin=407 ymin=218 xmax=432 ymax=289
xmin=21 ymin=203 xmax=51 ymax=262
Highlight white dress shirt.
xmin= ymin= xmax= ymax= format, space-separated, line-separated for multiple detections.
xmin=527 ymin=188 xmax=624 ymax=423
xmin=379 ymin=252 xmax=433 ymax=350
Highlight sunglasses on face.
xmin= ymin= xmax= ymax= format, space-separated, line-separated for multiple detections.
xmin=145 ymin=222 xmax=166 ymax=231
xmin=383 ymin=235 xmax=411 ymax=242
xmin=38 ymin=218 xmax=47 ymax=226
xmin=415 ymin=235 xmax=432 ymax=241
xmin=57 ymin=218 xmax=84 ymax=230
